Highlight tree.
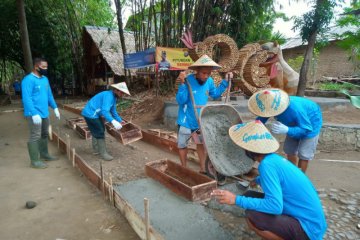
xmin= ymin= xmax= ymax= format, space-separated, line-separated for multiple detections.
xmin=293 ymin=0 xmax=337 ymax=96
xmin=16 ymin=0 xmax=32 ymax=73
xmin=336 ymin=1 xmax=360 ymax=72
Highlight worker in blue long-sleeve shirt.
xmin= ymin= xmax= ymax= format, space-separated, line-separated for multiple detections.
xmin=82 ymin=82 xmax=130 ymax=161
xmin=247 ymin=88 xmax=322 ymax=172
xmin=176 ymin=54 xmax=231 ymax=173
xmin=212 ymin=120 xmax=327 ymax=240
xmin=22 ymin=58 xmax=61 ymax=169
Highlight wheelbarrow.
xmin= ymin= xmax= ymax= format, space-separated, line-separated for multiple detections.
xmin=199 ymin=104 xmax=254 ymax=184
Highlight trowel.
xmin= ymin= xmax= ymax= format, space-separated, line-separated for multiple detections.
xmin=235 ymin=179 xmax=250 ymax=191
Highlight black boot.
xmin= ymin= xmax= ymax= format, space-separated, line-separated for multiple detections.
xmin=28 ymin=141 xmax=47 ymax=169
xmin=39 ymin=138 xmax=58 ymax=161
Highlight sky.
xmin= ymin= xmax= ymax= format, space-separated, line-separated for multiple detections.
xmin=111 ymin=0 xmax=352 ymax=38
xmin=273 ymin=0 xmax=352 ymax=38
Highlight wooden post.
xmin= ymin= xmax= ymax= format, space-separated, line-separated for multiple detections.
xmin=49 ymin=125 xmax=53 ymax=141
xmin=109 ymin=175 xmax=113 ymax=204
xmin=57 ymin=126 xmax=60 ymax=149
xmin=144 ymin=198 xmax=150 ymax=240
xmin=72 ymin=148 xmax=75 ymax=167
xmin=66 ymin=134 xmax=71 ymax=160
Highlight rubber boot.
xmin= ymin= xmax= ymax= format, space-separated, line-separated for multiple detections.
xmin=39 ymin=138 xmax=58 ymax=161
xmin=92 ymin=137 xmax=99 ymax=155
xmin=97 ymin=139 xmax=113 ymax=161
xmin=28 ymin=141 xmax=47 ymax=169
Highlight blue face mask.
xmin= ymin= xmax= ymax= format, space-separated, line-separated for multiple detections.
xmin=196 ymin=78 xmax=206 ymax=85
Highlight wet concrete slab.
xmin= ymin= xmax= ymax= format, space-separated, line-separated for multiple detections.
xmin=115 ymin=178 xmax=234 ymax=240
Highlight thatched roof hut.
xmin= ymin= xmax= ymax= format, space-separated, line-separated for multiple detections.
xmin=83 ymin=26 xmax=136 ymax=94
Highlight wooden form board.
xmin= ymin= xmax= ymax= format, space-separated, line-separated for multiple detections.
xmin=50 ymin=130 xmax=164 ymax=240
xmin=145 ymin=159 xmax=217 ymax=202
xmin=66 ymin=117 xmax=92 ymax=140
xmin=105 ymin=122 xmax=143 ymax=145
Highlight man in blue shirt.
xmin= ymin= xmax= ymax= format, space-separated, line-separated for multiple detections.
xmin=212 ymin=120 xmax=327 ymax=240
xmin=176 ymin=54 xmax=231 ymax=173
xmin=22 ymin=58 xmax=61 ymax=169
xmin=13 ymin=80 xmax=21 ymax=95
xmin=82 ymin=82 xmax=130 ymax=161
xmin=248 ymin=88 xmax=322 ymax=173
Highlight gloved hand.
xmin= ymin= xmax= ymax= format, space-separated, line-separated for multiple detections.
xmin=111 ymin=120 xmax=122 ymax=130
xmin=32 ymin=115 xmax=42 ymax=125
xmin=271 ymin=121 xmax=289 ymax=135
xmin=54 ymin=108 xmax=60 ymax=120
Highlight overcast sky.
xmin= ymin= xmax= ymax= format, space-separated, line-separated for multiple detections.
xmin=111 ymin=0 xmax=352 ymax=38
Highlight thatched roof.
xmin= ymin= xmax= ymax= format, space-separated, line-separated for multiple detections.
xmin=84 ymin=25 xmax=136 ymax=76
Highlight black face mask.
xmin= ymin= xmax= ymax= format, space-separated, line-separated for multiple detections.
xmin=37 ymin=67 xmax=48 ymax=76
xmin=245 ymin=150 xmax=256 ymax=161
xmin=196 ymin=78 xmax=206 ymax=86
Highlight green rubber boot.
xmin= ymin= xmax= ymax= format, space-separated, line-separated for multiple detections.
xmin=92 ymin=138 xmax=99 ymax=155
xmin=39 ymin=138 xmax=58 ymax=161
xmin=28 ymin=141 xmax=47 ymax=169
xmin=97 ymin=139 xmax=113 ymax=161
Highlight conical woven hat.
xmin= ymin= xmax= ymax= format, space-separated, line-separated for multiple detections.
xmin=111 ymin=82 xmax=131 ymax=95
xmin=188 ymin=54 xmax=221 ymax=70
xmin=229 ymin=120 xmax=279 ymax=154
xmin=248 ymin=88 xmax=289 ymax=117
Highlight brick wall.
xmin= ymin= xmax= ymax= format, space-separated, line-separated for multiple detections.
xmin=282 ymin=41 xmax=356 ymax=82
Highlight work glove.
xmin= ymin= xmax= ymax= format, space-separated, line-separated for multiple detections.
xmin=111 ymin=120 xmax=122 ymax=130
xmin=54 ymin=108 xmax=61 ymax=120
xmin=271 ymin=121 xmax=289 ymax=135
xmin=32 ymin=115 xmax=42 ymax=125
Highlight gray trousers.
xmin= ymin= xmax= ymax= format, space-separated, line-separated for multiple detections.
xmin=26 ymin=117 xmax=49 ymax=142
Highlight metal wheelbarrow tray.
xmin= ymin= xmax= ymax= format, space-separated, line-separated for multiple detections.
xmin=199 ymin=104 xmax=254 ymax=177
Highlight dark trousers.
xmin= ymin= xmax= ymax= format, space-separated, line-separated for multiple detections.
xmin=84 ymin=117 xmax=105 ymax=139
xmin=243 ymin=190 xmax=309 ymax=240
xmin=26 ymin=117 xmax=49 ymax=142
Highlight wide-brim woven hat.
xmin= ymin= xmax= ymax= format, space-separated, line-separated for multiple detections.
xmin=188 ymin=54 xmax=222 ymax=70
xmin=111 ymin=82 xmax=131 ymax=95
xmin=248 ymin=88 xmax=289 ymax=117
xmin=229 ymin=120 xmax=279 ymax=154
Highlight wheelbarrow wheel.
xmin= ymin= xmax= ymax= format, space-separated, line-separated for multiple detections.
xmin=205 ymin=157 xmax=226 ymax=186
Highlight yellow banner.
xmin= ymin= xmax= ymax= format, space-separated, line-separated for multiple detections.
xmin=156 ymin=47 xmax=193 ymax=71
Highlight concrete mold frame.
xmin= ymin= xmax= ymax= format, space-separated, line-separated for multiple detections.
xmin=49 ymin=129 xmax=165 ymax=240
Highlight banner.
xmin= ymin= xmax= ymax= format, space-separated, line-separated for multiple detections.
xmin=156 ymin=47 xmax=193 ymax=71
xmin=124 ymin=48 xmax=156 ymax=69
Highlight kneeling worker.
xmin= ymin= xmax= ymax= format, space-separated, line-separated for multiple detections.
xmin=212 ymin=120 xmax=327 ymax=240
xmin=82 ymin=82 xmax=130 ymax=161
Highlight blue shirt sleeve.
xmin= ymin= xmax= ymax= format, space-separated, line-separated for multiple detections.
xmin=110 ymin=102 xmax=122 ymax=122
xmin=176 ymin=84 xmax=189 ymax=105
xmin=46 ymin=79 xmax=57 ymax=109
xmin=287 ymin=110 xmax=313 ymax=138
xmin=208 ymin=79 xmax=229 ymax=99
xmin=101 ymin=93 xmax=116 ymax=123
xmin=235 ymin=162 xmax=283 ymax=215
xmin=21 ymin=78 xmax=39 ymax=116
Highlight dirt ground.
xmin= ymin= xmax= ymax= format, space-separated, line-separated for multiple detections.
xmin=0 ymin=105 xmax=139 ymax=240
xmin=1 ymin=96 xmax=360 ymax=239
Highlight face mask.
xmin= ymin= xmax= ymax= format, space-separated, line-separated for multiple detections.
xmin=196 ymin=78 xmax=206 ymax=86
xmin=37 ymin=67 xmax=48 ymax=76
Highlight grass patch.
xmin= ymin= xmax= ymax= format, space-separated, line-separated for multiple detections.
xmin=318 ymin=82 xmax=357 ymax=91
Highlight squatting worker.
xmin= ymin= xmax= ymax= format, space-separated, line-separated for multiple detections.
xmin=22 ymin=58 xmax=61 ymax=169
xmin=211 ymin=120 xmax=327 ymax=240
xmin=81 ymin=82 xmax=130 ymax=161
xmin=248 ymin=88 xmax=322 ymax=173
xmin=176 ymin=54 xmax=232 ymax=173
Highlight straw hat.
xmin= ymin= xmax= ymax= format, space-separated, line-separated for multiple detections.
xmin=110 ymin=82 xmax=131 ymax=95
xmin=248 ymin=88 xmax=289 ymax=117
xmin=188 ymin=54 xmax=221 ymax=70
xmin=229 ymin=120 xmax=279 ymax=154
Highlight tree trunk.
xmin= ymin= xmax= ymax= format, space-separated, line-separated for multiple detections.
xmin=297 ymin=31 xmax=317 ymax=96
xmin=114 ymin=0 xmax=127 ymax=56
xmin=16 ymin=0 xmax=32 ymax=73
